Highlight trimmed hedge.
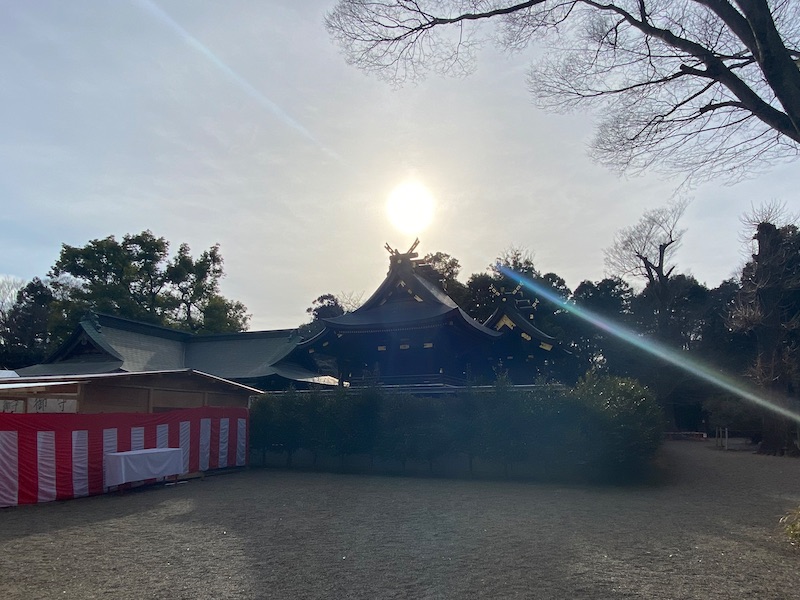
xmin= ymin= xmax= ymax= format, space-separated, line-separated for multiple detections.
xmin=250 ymin=374 xmax=664 ymax=482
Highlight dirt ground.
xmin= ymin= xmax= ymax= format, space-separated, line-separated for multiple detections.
xmin=1 ymin=441 xmax=799 ymax=600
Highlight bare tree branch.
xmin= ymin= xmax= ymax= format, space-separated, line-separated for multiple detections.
xmin=328 ymin=0 xmax=800 ymax=184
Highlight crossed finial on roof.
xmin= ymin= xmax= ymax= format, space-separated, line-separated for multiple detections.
xmin=384 ymin=238 xmax=420 ymax=257
xmin=489 ymin=283 xmax=523 ymax=299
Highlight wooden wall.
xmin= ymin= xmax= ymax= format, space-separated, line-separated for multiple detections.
xmin=78 ymin=378 xmax=250 ymax=413
xmin=81 ymin=384 xmax=149 ymax=413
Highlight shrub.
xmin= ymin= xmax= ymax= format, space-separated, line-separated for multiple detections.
xmin=480 ymin=376 xmax=533 ymax=476
xmin=378 ymin=393 xmax=450 ymax=471
xmin=249 ymin=395 xmax=275 ymax=465
xmin=780 ymin=506 xmax=800 ymax=545
xmin=574 ymin=372 xmax=665 ymax=476
xmin=249 ymin=373 xmax=664 ymax=481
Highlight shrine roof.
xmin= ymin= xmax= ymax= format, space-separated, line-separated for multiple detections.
xmin=321 ymin=242 xmax=499 ymax=337
xmin=483 ymin=298 xmax=557 ymax=343
xmin=17 ymin=313 xmax=327 ymax=384
xmin=187 ymin=330 xmax=302 ymax=380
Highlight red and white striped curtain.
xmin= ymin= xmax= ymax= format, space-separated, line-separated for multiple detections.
xmin=0 ymin=407 xmax=248 ymax=508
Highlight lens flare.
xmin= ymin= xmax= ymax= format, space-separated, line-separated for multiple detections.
xmin=498 ymin=265 xmax=800 ymax=424
xmin=137 ymin=0 xmax=340 ymax=161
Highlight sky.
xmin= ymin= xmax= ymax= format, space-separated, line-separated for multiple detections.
xmin=1 ymin=0 xmax=799 ymax=331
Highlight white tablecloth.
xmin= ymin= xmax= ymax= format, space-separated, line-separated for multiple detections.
xmin=104 ymin=448 xmax=185 ymax=487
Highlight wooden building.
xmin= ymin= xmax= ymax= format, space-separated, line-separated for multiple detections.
xmin=0 ymin=370 xmax=260 ymax=414
xmin=0 ymin=371 xmax=256 ymax=508
xmin=10 ymin=242 xmax=563 ymax=390
xmin=15 ymin=315 xmax=338 ymax=391
xmin=282 ymin=242 xmax=561 ymax=386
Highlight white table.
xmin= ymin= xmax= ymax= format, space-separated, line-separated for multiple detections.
xmin=104 ymin=448 xmax=185 ymax=487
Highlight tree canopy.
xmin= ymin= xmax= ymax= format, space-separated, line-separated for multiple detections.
xmin=307 ymin=293 xmax=346 ymax=322
xmin=327 ymin=1 xmax=800 ymax=183
xmin=49 ymin=230 xmax=170 ymax=324
xmin=47 ymin=231 xmax=249 ymax=335
xmin=731 ymin=220 xmax=800 ymax=452
xmin=0 ymin=231 xmax=249 ymax=368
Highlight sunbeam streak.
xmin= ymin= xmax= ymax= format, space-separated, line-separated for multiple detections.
xmin=498 ymin=266 xmax=800 ymax=424
xmin=136 ymin=0 xmax=341 ymax=162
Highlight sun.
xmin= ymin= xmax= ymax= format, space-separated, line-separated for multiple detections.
xmin=386 ymin=180 xmax=435 ymax=235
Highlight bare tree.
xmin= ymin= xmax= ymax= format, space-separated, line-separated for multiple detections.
xmin=604 ymin=199 xmax=688 ymax=337
xmin=0 ymin=276 xmax=26 ymax=329
xmin=337 ymin=290 xmax=365 ymax=313
xmin=327 ymin=1 xmax=800 ymax=184
xmin=493 ymin=245 xmax=538 ymax=278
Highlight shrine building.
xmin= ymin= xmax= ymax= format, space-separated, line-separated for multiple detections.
xmin=14 ymin=242 xmax=563 ymax=390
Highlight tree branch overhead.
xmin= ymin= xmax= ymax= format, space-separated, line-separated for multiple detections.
xmin=327 ymin=0 xmax=800 ymax=184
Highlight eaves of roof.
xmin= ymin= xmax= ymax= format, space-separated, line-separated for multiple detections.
xmin=1 ymin=369 xmax=264 ymax=395
xmin=15 ymin=360 xmax=124 ymax=377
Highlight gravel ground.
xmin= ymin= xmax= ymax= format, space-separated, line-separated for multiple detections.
xmin=1 ymin=440 xmax=799 ymax=600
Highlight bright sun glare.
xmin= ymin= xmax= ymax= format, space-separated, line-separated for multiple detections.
xmin=386 ymin=180 xmax=435 ymax=235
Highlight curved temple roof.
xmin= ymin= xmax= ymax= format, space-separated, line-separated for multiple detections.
xmin=321 ymin=246 xmax=500 ymax=338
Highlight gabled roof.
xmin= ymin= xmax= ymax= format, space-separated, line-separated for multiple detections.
xmin=16 ymin=313 xmax=335 ymax=386
xmin=20 ymin=314 xmax=186 ymax=376
xmin=483 ymin=294 xmax=557 ymax=346
xmin=322 ymin=246 xmax=500 ymax=337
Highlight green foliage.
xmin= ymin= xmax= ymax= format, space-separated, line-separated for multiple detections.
xmin=199 ymin=295 xmax=250 ymax=334
xmin=301 ymin=390 xmax=334 ymax=466
xmin=328 ymin=385 xmax=380 ymax=460
xmin=525 ymin=384 xmax=591 ymax=476
xmin=165 ymin=242 xmax=231 ymax=333
xmin=248 ymin=395 xmax=275 ymax=465
xmin=0 ymin=231 xmax=251 ymax=363
xmin=378 ymin=394 xmax=450 ymax=470
xmin=480 ymin=375 xmax=532 ymax=474
xmin=49 ymin=230 xmax=170 ymax=323
xmin=0 ymin=278 xmax=54 ymax=368
xmin=422 ymin=251 xmax=461 ymax=282
xmin=780 ymin=506 xmax=800 ymax=545
xmin=48 ymin=231 xmax=249 ymax=335
xmin=249 ymin=374 xmax=664 ymax=481
xmin=449 ymin=387 xmax=482 ymax=474
xmin=574 ymin=373 xmax=665 ymax=473
xmin=464 ymin=272 xmax=497 ymax=322
xmin=272 ymin=388 xmax=307 ymax=466
xmin=306 ymin=293 xmax=345 ymax=322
